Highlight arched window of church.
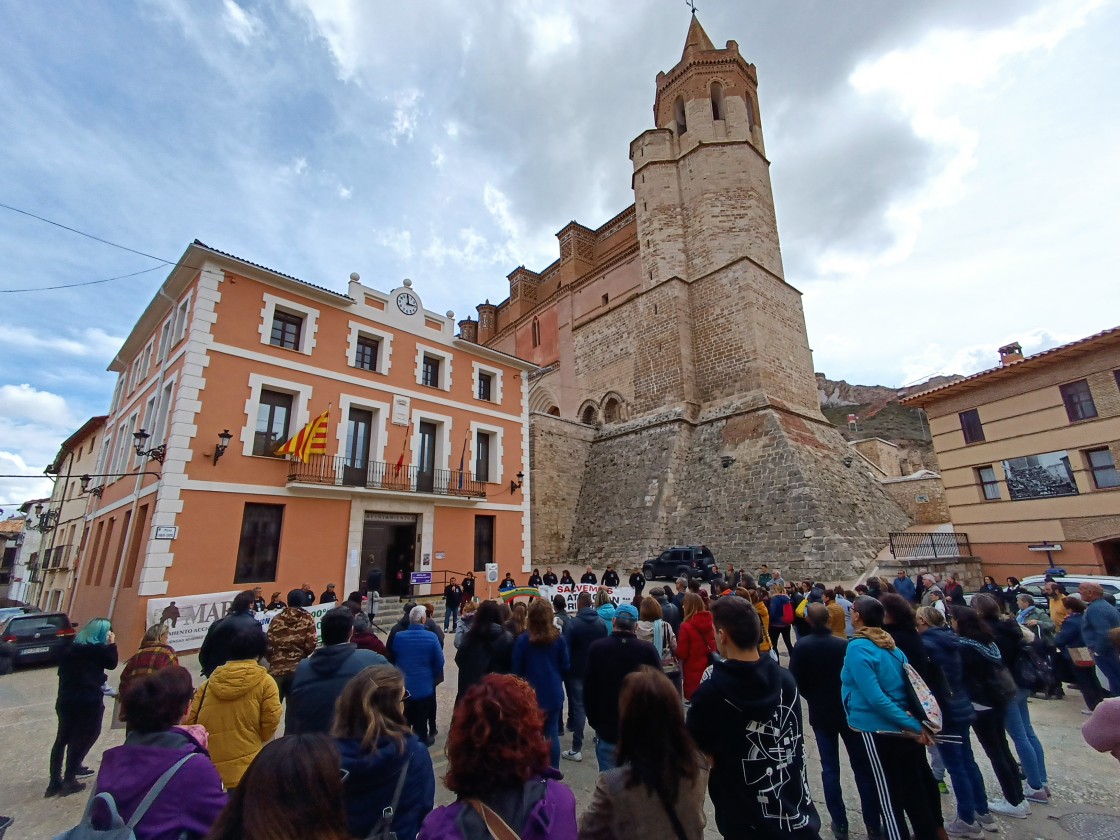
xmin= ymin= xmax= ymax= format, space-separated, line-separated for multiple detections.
xmin=531 ymin=317 xmax=541 ymax=348
xmin=603 ymin=398 xmax=621 ymax=424
xmin=547 ymin=406 xmax=560 ymax=417
xmin=580 ymin=404 xmax=599 ymax=426
xmin=674 ymin=97 xmax=687 ymax=135
xmin=710 ymin=82 xmax=725 ymax=121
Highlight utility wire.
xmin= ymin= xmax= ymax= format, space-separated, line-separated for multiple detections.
xmin=1 ymin=264 xmax=168 ymax=293
xmin=0 ymin=201 xmax=172 ymax=264
xmin=0 ymin=200 xmax=192 ymax=293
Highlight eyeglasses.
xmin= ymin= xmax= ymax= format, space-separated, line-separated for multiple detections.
xmin=340 ymin=768 xmax=350 ymax=783
xmin=402 ymin=689 xmax=412 ymax=703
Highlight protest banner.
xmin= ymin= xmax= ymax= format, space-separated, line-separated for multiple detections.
xmin=146 ymin=591 xmax=337 ymax=651
xmin=500 ymin=583 xmax=635 ymax=613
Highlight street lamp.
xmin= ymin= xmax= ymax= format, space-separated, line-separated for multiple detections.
xmin=133 ymin=429 xmax=166 ymax=464
xmin=31 ymin=503 xmax=58 ymax=533
xmin=213 ymin=429 xmax=233 ymax=465
xmin=79 ymin=474 xmax=105 ymax=498
xmin=509 ymin=470 xmax=525 ymax=495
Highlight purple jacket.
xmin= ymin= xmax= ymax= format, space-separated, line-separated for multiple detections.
xmin=417 ymin=771 xmax=576 ymax=840
xmin=93 ymin=728 xmax=227 ymax=839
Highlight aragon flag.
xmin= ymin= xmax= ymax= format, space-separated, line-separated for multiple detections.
xmin=275 ymin=406 xmax=330 ymax=463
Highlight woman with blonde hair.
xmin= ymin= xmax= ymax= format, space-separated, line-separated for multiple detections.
xmin=119 ymin=623 xmax=178 ymax=700
xmin=332 ymin=665 xmax=434 ymax=840
xmin=677 ymin=593 xmax=716 ymax=701
xmin=513 ymin=599 xmax=570 ymax=767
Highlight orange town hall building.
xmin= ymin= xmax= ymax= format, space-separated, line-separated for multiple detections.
xmin=71 ymin=240 xmax=533 ymax=649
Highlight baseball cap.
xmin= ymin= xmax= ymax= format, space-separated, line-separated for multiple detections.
xmin=615 ymin=603 xmax=639 ymax=626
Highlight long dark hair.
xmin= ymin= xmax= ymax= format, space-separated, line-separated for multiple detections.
xmin=617 ymin=666 xmax=699 ymax=803
xmin=951 ymin=606 xmax=994 ymax=645
xmin=206 ymin=735 xmax=348 ymax=840
xmin=880 ymin=593 xmax=917 ymax=631
xmin=467 ymin=600 xmax=503 ymax=642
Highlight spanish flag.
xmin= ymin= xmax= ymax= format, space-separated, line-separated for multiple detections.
xmin=275 ymin=406 xmax=330 ymax=463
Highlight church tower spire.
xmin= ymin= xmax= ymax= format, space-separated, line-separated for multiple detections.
xmin=681 ymin=14 xmax=715 ymax=58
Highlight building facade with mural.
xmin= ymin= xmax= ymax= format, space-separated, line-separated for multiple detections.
xmin=462 ymin=18 xmax=908 ymax=580
xmin=71 ymin=240 xmax=533 ymax=649
xmin=903 ymin=331 xmax=1120 ymax=579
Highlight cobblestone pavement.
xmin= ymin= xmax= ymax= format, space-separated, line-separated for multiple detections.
xmin=1 ymin=646 xmax=1117 ymax=839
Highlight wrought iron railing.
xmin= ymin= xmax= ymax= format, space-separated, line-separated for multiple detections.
xmin=289 ymin=455 xmax=487 ymax=499
xmin=888 ymin=532 xmax=972 ymax=561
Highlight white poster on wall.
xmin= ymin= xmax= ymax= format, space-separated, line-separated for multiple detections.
xmin=146 ymin=591 xmax=338 ymax=652
xmin=391 ymin=394 xmax=411 ymax=426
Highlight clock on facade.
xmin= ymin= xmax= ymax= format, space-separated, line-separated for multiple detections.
xmin=396 ymin=292 xmax=418 ymax=315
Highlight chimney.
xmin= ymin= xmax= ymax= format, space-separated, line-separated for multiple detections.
xmin=998 ymin=342 xmax=1024 ymax=366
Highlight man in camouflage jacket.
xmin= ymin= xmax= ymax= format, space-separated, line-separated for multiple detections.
xmin=267 ymin=588 xmax=318 ymax=700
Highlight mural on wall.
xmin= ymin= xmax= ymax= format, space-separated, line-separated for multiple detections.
xmin=1002 ymin=451 xmax=1078 ymax=501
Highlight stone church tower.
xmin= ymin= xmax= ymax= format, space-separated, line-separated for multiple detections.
xmin=466 ymin=18 xmax=908 ymax=581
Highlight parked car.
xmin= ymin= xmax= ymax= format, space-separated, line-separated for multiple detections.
xmin=1 ymin=611 xmax=75 ymax=666
xmin=643 ymin=545 xmax=718 ymax=582
xmin=1019 ymin=573 xmax=1120 ymax=611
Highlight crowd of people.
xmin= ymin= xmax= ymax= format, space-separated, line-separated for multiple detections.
xmin=32 ymin=565 xmax=1120 ymax=840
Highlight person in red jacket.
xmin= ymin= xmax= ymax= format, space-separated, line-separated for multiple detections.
xmin=677 ymin=592 xmax=717 ymax=701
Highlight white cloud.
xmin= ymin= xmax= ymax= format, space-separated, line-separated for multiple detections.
xmin=431 ymin=145 xmax=446 ymax=169
xmin=387 ymin=88 xmax=422 ymax=144
xmin=513 ymin=4 xmax=577 ymax=65
xmin=898 ymin=328 xmax=1080 ymax=386
xmin=0 ymin=326 xmax=122 ymax=359
xmin=0 ymin=384 xmax=77 ymax=426
xmin=221 ymin=0 xmax=262 ymax=45
xmin=424 ymin=228 xmax=504 ymax=269
xmin=373 ymin=228 xmax=413 ymax=261
xmin=827 ymin=0 xmax=1104 ymax=277
xmin=337 ymin=184 xmax=352 ymax=199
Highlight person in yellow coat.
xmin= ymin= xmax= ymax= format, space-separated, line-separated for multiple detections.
xmin=187 ymin=623 xmax=281 ymax=789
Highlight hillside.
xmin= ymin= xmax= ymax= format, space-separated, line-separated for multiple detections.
xmin=816 ymin=373 xmax=964 ymax=474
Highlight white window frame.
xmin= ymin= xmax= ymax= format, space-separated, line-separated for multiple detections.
xmin=472 ymin=362 xmax=504 ymax=405
xmin=411 ymin=409 xmax=453 ymax=490
xmin=126 ymin=412 xmax=141 ymax=469
xmin=259 ymin=293 xmax=320 ymax=356
xmin=469 ymin=421 xmax=505 ymax=485
xmin=241 ymin=373 xmax=314 ymax=458
xmin=157 ymin=318 xmax=172 ymax=362
xmin=140 ymin=341 xmax=153 ymax=380
xmin=335 ymin=394 xmax=391 ymax=475
xmin=346 ymin=321 xmax=393 ymax=376
xmin=152 ymin=378 xmax=176 ymax=446
xmin=415 ymin=343 xmax=452 ymax=391
xmin=173 ymin=294 xmax=192 ymax=345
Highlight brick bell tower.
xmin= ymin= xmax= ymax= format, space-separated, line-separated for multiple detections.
xmin=630 ymin=16 xmax=822 ymax=420
xmin=563 ymin=16 xmax=908 ymax=582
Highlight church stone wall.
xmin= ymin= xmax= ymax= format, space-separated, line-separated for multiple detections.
xmin=528 ymin=414 xmax=595 ymax=564
xmin=571 ymin=302 xmax=638 ymax=411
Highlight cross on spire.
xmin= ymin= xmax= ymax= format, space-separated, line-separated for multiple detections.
xmin=686 ymin=0 xmax=698 ymax=15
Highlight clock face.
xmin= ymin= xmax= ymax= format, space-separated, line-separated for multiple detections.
xmin=396 ymin=292 xmax=418 ymax=315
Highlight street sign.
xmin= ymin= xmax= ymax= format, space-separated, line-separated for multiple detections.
xmin=409 ymin=572 xmax=433 ymax=585
xmin=154 ymin=526 xmax=178 ymax=540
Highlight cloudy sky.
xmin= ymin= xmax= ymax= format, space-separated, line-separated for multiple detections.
xmin=1 ymin=0 xmax=1118 ymax=506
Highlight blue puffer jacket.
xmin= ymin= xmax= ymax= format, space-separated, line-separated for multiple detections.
xmin=919 ymin=625 xmax=975 ymax=728
xmin=390 ymin=625 xmax=445 ymax=700
xmin=338 ymin=733 xmax=434 ymax=840
xmin=841 ymin=628 xmax=923 ymax=735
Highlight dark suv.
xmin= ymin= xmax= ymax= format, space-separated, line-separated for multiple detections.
xmin=643 ymin=546 xmax=718 ymax=582
xmin=1 ymin=611 xmax=75 ymax=666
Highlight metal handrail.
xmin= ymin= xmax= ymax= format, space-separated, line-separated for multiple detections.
xmin=888 ymin=532 xmax=972 ymax=561
xmin=289 ymin=454 xmax=487 ymax=499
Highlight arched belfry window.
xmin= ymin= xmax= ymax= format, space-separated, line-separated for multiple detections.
xmin=745 ymin=96 xmax=756 ymax=131
xmin=531 ymin=316 xmax=541 ymax=348
xmin=674 ymin=97 xmax=687 ymax=135
xmin=710 ymin=82 xmax=725 ymax=121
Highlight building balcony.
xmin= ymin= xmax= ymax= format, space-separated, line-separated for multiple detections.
xmin=288 ymin=454 xmax=487 ymax=500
